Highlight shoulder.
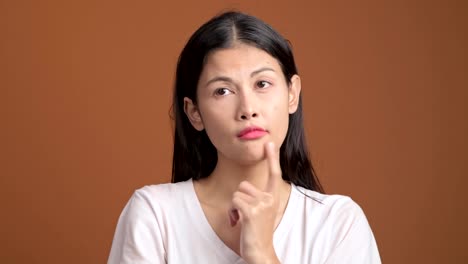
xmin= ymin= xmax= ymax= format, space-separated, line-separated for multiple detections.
xmin=108 ymin=182 xmax=192 ymax=263
xmin=293 ymin=186 xmax=380 ymax=261
xmin=292 ymin=185 xmax=371 ymax=241
xmin=293 ymin=185 xmax=364 ymax=217
xmin=123 ymin=180 xmax=192 ymax=217
xmin=134 ymin=180 xmax=191 ymax=202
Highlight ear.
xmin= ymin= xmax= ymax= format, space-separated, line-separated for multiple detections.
xmin=288 ymin=74 xmax=301 ymax=114
xmin=183 ymin=97 xmax=204 ymax=131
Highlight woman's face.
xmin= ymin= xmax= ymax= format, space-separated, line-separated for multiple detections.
xmin=184 ymin=43 xmax=301 ymax=164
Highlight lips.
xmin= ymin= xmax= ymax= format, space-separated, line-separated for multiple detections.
xmin=237 ymin=126 xmax=267 ymax=140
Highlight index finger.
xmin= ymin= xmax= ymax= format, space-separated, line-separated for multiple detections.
xmin=265 ymin=142 xmax=281 ymax=193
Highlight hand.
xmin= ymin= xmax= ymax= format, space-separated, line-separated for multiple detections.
xmin=228 ymin=142 xmax=282 ymax=264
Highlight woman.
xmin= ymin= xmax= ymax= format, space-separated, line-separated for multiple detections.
xmin=108 ymin=11 xmax=381 ymax=263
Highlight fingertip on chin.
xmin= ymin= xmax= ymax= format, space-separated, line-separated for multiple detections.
xmin=266 ymin=141 xmax=275 ymax=149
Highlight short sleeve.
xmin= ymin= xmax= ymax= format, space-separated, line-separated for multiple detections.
xmin=107 ymin=190 xmax=166 ymax=264
xmin=324 ymin=199 xmax=381 ymax=264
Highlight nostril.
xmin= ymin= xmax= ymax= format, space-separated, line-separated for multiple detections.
xmin=252 ymin=113 xmax=257 ymax=117
xmin=241 ymin=115 xmax=247 ymax=120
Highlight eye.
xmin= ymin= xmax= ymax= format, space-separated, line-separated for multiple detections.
xmin=256 ymin=80 xmax=271 ymax=89
xmin=214 ymin=88 xmax=232 ymax=96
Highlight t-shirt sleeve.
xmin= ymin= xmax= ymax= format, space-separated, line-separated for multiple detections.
xmin=107 ymin=190 xmax=166 ymax=264
xmin=324 ymin=199 xmax=381 ymax=264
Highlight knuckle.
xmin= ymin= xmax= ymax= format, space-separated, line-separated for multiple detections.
xmin=249 ymin=207 xmax=258 ymax=216
xmin=239 ymin=180 xmax=250 ymax=190
xmin=233 ymin=191 xmax=241 ymax=198
xmin=232 ymin=196 xmax=242 ymax=205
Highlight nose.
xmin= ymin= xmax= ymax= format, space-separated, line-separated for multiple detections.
xmin=240 ymin=111 xmax=258 ymax=120
xmin=237 ymin=93 xmax=258 ymax=120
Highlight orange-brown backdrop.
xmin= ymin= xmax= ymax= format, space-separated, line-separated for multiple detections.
xmin=1 ymin=0 xmax=467 ymax=263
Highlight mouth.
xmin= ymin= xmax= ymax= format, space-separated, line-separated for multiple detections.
xmin=237 ymin=126 xmax=268 ymax=140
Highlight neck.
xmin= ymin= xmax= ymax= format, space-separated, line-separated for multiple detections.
xmin=195 ymin=152 xmax=287 ymax=204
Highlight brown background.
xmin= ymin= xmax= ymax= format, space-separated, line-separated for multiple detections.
xmin=1 ymin=0 xmax=467 ymax=263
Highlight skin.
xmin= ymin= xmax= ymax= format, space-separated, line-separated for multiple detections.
xmin=184 ymin=42 xmax=301 ymax=264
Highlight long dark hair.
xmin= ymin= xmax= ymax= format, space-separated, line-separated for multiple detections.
xmin=171 ymin=11 xmax=324 ymax=193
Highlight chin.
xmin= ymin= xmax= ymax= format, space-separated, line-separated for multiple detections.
xmin=216 ymin=140 xmax=269 ymax=165
xmin=237 ymin=158 xmax=263 ymax=166
xmin=231 ymin=149 xmax=265 ymax=166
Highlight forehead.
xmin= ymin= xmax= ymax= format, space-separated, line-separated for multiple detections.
xmin=200 ymin=43 xmax=282 ymax=77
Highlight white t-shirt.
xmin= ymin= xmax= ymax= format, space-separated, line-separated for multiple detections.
xmin=108 ymin=179 xmax=381 ymax=263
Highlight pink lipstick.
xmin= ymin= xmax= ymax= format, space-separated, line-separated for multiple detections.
xmin=237 ymin=126 xmax=267 ymax=140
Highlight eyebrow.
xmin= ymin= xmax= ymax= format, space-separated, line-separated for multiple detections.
xmin=204 ymin=67 xmax=276 ymax=87
xmin=251 ymin=67 xmax=275 ymax=77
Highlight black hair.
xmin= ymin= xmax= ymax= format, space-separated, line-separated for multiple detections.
xmin=171 ymin=11 xmax=324 ymax=193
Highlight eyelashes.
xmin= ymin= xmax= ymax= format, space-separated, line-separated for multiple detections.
xmin=213 ymin=80 xmax=273 ymax=97
xmin=256 ymin=80 xmax=271 ymax=89
xmin=214 ymin=88 xmax=232 ymax=96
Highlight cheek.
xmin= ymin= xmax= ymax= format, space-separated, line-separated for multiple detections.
xmin=198 ymin=107 xmax=232 ymax=144
xmin=267 ymin=91 xmax=290 ymax=119
xmin=275 ymin=108 xmax=290 ymax=139
xmin=267 ymin=96 xmax=290 ymax=142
